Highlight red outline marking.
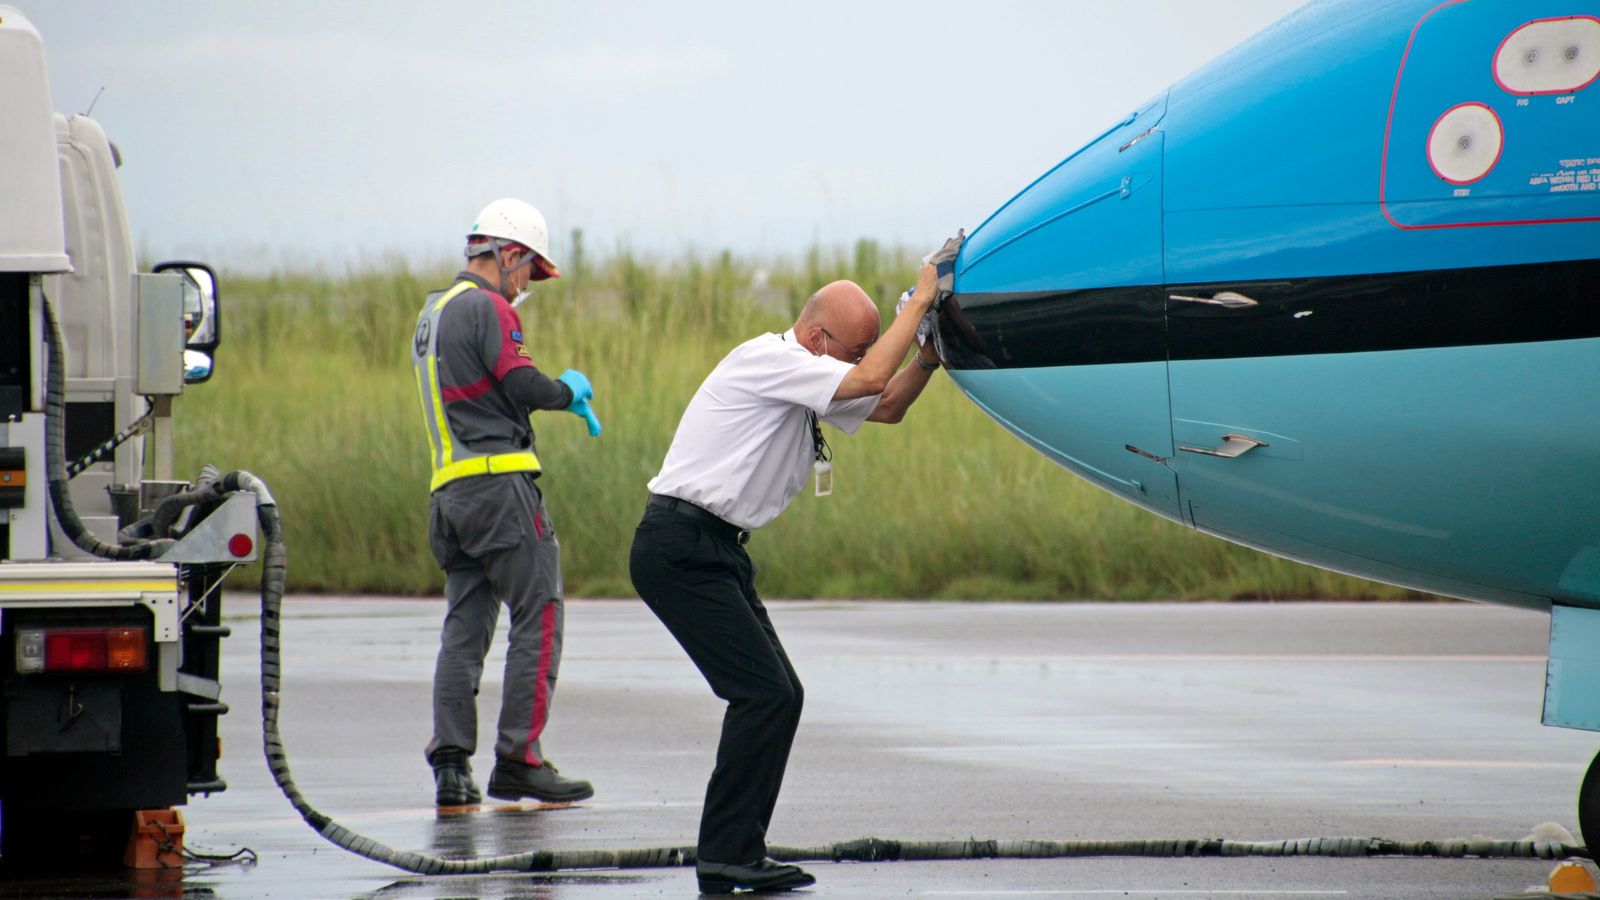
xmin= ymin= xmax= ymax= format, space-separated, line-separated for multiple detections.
xmin=523 ymin=602 xmax=557 ymax=766
xmin=1425 ymin=101 xmax=1503 ymax=185
xmin=1379 ymin=0 xmax=1600 ymax=231
xmin=1493 ymin=16 xmax=1600 ymax=96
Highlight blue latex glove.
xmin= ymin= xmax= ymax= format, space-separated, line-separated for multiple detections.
xmin=557 ymin=369 xmax=593 ymax=409
xmin=570 ymin=397 xmax=603 ymax=437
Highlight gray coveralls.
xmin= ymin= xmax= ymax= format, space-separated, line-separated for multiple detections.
xmin=411 ymin=272 xmax=575 ymax=767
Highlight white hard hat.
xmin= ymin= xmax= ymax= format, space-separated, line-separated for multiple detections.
xmin=466 ymin=198 xmax=557 ymax=272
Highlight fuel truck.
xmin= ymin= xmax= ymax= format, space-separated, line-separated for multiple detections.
xmin=0 ymin=7 xmax=262 ymax=862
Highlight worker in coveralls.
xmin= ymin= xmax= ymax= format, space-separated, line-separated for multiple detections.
xmin=410 ymin=198 xmax=602 ymax=806
xmin=630 ymin=245 xmax=951 ymax=893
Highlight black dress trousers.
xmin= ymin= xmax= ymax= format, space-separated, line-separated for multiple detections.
xmin=628 ymin=504 xmax=804 ymax=865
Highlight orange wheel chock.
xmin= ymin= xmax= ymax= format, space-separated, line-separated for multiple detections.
xmin=123 ymin=808 xmax=184 ymax=869
xmin=1549 ymin=861 xmax=1598 ymax=893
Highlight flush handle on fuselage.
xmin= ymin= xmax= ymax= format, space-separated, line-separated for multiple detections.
xmin=1169 ymin=291 xmax=1259 ymax=309
xmin=1179 ymin=434 xmax=1270 ymax=459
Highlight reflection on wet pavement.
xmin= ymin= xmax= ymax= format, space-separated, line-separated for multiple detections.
xmin=0 ymin=598 xmax=1589 ymax=899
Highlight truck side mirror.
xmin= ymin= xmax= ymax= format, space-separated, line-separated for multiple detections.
xmin=153 ymin=261 xmax=219 ymax=384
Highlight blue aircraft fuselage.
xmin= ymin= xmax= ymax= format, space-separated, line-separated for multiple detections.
xmin=939 ymin=0 xmax=1600 ymax=618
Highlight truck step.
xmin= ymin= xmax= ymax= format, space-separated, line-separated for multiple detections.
xmin=185 ymin=778 xmax=227 ymax=796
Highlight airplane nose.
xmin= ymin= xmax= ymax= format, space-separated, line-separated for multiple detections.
xmin=935 ymin=95 xmax=1179 ymax=522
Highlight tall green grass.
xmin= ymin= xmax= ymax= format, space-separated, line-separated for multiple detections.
xmin=174 ymin=240 xmax=1421 ymax=600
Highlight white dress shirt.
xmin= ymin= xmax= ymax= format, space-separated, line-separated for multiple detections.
xmin=647 ymin=329 xmax=881 ymax=530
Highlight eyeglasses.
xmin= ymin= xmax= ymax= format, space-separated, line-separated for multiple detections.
xmin=820 ymin=327 xmax=864 ymax=364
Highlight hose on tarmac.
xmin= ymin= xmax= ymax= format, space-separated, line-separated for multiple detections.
xmin=248 ymin=468 xmax=697 ymax=874
xmin=768 ymin=835 xmax=1590 ymax=864
xmin=238 ymin=463 xmax=1594 ymax=874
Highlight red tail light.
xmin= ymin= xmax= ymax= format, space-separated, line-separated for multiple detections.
xmin=17 ymin=627 xmax=148 ymax=673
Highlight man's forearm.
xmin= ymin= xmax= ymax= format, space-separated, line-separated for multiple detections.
xmin=835 ymin=296 xmax=932 ymax=400
xmin=869 ymin=347 xmax=938 ymax=424
xmin=503 ymin=366 xmax=575 ymax=411
xmin=834 ymin=263 xmax=939 ymax=401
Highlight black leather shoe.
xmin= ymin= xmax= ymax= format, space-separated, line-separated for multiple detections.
xmin=696 ymin=857 xmax=815 ymax=894
xmin=429 ymin=749 xmax=481 ymax=806
xmin=485 ymin=759 xmax=594 ymax=803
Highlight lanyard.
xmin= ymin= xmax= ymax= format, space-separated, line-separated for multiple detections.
xmin=783 ymin=331 xmax=835 ymax=495
xmin=807 ymin=410 xmax=833 ymax=497
xmin=806 ymin=411 xmax=831 ymax=463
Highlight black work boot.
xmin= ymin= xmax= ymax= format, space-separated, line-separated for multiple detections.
xmin=696 ymin=857 xmax=816 ymax=894
xmin=429 ymin=748 xmax=482 ymax=806
xmin=485 ymin=759 xmax=594 ymax=803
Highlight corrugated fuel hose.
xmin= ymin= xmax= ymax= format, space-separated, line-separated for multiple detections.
xmin=37 ymin=297 xmax=1599 ymax=876
xmin=245 ymin=494 xmax=1595 ymax=873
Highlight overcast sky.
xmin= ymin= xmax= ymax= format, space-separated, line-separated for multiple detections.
xmin=25 ymin=1 xmax=1304 ymax=271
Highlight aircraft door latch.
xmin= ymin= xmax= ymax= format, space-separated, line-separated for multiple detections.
xmin=1179 ymin=434 xmax=1269 ymax=459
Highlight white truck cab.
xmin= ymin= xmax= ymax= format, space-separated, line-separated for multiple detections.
xmin=0 ymin=6 xmax=248 ymax=864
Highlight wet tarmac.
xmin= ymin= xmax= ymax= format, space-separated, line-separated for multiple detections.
xmin=3 ymin=598 xmax=1595 ymax=898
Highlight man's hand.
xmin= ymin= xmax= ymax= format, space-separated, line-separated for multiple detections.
xmin=556 ymin=370 xmax=601 ymax=436
xmin=895 ymin=264 xmax=941 ymax=347
xmin=557 ymin=369 xmax=593 ymax=408
xmin=903 ymin=263 xmax=938 ymax=315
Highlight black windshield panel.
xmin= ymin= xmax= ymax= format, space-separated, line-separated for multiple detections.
xmin=937 ymin=258 xmax=1600 ymax=370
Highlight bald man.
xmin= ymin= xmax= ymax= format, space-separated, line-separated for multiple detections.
xmin=629 ymin=265 xmax=941 ymax=894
